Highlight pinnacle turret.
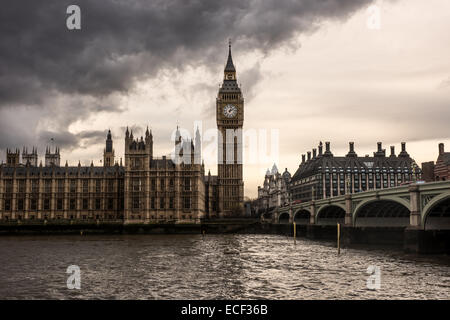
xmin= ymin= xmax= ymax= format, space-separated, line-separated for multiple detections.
xmin=225 ymin=40 xmax=236 ymax=72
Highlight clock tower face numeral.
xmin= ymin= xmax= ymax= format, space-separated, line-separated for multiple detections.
xmin=223 ymin=104 xmax=237 ymax=118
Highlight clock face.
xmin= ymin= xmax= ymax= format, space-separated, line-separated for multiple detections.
xmin=227 ymin=73 xmax=233 ymax=80
xmin=223 ymin=104 xmax=237 ymax=118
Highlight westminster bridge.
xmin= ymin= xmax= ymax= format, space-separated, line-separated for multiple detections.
xmin=271 ymin=180 xmax=450 ymax=230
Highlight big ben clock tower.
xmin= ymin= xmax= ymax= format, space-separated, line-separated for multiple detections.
xmin=216 ymin=42 xmax=244 ymax=216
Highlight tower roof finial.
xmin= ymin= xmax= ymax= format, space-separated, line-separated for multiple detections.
xmin=225 ymin=39 xmax=236 ymax=72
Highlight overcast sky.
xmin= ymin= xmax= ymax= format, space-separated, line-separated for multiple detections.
xmin=1 ymin=0 xmax=449 ymax=198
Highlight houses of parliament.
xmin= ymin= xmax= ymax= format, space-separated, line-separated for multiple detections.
xmin=0 ymin=44 xmax=245 ymax=223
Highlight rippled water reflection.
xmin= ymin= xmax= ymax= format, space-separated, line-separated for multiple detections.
xmin=0 ymin=234 xmax=449 ymax=299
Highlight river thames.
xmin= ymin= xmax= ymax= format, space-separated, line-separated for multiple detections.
xmin=0 ymin=234 xmax=449 ymax=299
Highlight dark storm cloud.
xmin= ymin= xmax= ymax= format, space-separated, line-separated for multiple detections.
xmin=39 ymin=129 xmax=107 ymax=150
xmin=0 ymin=0 xmax=372 ymax=150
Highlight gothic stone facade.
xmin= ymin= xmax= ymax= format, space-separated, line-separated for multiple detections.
xmin=0 ymin=127 xmax=206 ymax=223
xmin=254 ymin=164 xmax=291 ymax=215
xmin=0 ymin=160 xmax=124 ymax=222
xmin=0 ymin=45 xmax=245 ymax=223
xmin=205 ymin=43 xmax=244 ymax=217
xmin=123 ymin=126 xmax=206 ymax=223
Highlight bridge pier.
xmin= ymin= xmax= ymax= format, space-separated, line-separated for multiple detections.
xmin=310 ymin=202 xmax=316 ymax=225
xmin=404 ymin=228 xmax=450 ymax=254
xmin=409 ymin=185 xmax=421 ymax=228
xmin=345 ymin=194 xmax=352 ymax=226
xmin=288 ymin=206 xmax=293 ymax=224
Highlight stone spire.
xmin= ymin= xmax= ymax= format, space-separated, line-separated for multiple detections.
xmin=225 ymin=39 xmax=236 ymax=72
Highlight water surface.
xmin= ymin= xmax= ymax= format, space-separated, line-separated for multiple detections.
xmin=0 ymin=234 xmax=449 ymax=299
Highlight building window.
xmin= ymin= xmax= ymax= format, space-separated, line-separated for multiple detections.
xmin=57 ymin=198 xmax=63 ymax=210
xmin=134 ymin=158 xmax=141 ymax=169
xmin=108 ymin=180 xmax=114 ymax=192
xmin=151 ymin=179 xmax=156 ymax=191
xmin=30 ymin=198 xmax=37 ymax=210
xmin=151 ymin=197 xmax=155 ymax=209
xmin=160 ymin=179 xmax=165 ymax=190
xmin=44 ymin=198 xmax=50 ymax=210
xmin=31 ymin=180 xmax=39 ymax=193
xmin=184 ymin=197 xmax=191 ymax=209
xmin=70 ymin=180 xmax=76 ymax=193
xmin=132 ymin=178 xmax=141 ymax=192
xmin=58 ymin=180 xmax=65 ymax=193
xmin=108 ymin=198 xmax=114 ymax=210
xmin=160 ymin=197 xmax=165 ymax=209
xmin=45 ymin=180 xmax=52 ymax=193
xmin=4 ymin=199 xmax=11 ymax=211
xmin=82 ymin=180 xmax=89 ymax=193
xmin=18 ymin=180 xmax=26 ymax=193
xmin=184 ymin=178 xmax=191 ymax=191
xmin=96 ymin=180 xmax=101 ymax=193
xmin=95 ymin=198 xmax=101 ymax=210
xmin=82 ymin=198 xmax=88 ymax=210
xmin=5 ymin=180 xmax=13 ymax=193
xmin=133 ymin=197 xmax=140 ymax=209
xmin=169 ymin=197 xmax=174 ymax=209
xmin=17 ymin=198 xmax=24 ymax=211
xmin=70 ymin=199 xmax=76 ymax=210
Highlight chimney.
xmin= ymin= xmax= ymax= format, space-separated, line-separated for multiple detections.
xmin=307 ymin=151 xmax=311 ymax=161
xmin=374 ymin=142 xmax=385 ymax=157
xmin=312 ymin=148 xmax=317 ymax=158
xmin=318 ymin=142 xmax=323 ymax=156
xmin=399 ymin=142 xmax=409 ymax=157
xmin=439 ymin=143 xmax=445 ymax=155
xmin=346 ymin=142 xmax=357 ymax=157
xmin=390 ymin=146 xmax=396 ymax=157
xmin=323 ymin=141 xmax=333 ymax=156
xmin=302 ymin=154 xmax=305 ymax=163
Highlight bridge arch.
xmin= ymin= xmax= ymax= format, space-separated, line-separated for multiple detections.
xmin=316 ymin=204 xmax=346 ymax=225
xmin=353 ymin=199 xmax=410 ymax=227
xmin=422 ymin=193 xmax=450 ymax=230
xmin=294 ymin=209 xmax=311 ymax=224
xmin=278 ymin=211 xmax=290 ymax=224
